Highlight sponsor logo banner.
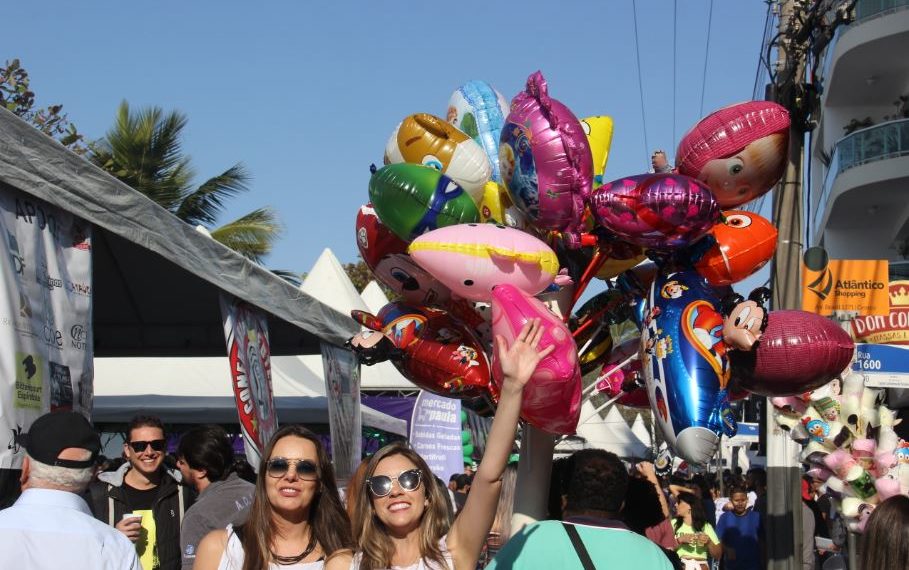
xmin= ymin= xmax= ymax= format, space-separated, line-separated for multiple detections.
xmin=219 ymin=295 xmax=277 ymax=468
xmin=851 ymin=281 xmax=909 ymax=345
xmin=1 ymin=188 xmax=93 ymax=470
xmin=321 ymin=343 xmax=361 ymax=480
xmin=409 ymin=391 xmax=463 ymax=482
xmin=801 ymin=247 xmax=889 ymax=316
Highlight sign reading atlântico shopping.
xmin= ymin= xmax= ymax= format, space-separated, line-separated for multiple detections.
xmin=801 ymin=247 xmax=889 ymax=316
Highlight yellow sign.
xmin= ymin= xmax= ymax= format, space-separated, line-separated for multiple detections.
xmin=801 ymin=248 xmax=889 ymax=316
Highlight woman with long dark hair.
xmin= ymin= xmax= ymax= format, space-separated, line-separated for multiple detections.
xmin=193 ymin=425 xmax=353 ymax=570
xmin=329 ymin=319 xmax=553 ymax=570
xmin=673 ymin=492 xmax=721 ymax=570
xmin=860 ymin=495 xmax=909 ymax=570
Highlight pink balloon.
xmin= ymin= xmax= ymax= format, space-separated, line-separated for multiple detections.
xmin=499 ymin=71 xmax=592 ymax=236
xmin=676 ymin=101 xmax=790 ymax=208
xmin=588 ymin=173 xmax=721 ymax=249
xmin=594 ymin=338 xmax=649 ymax=408
xmin=490 ymin=284 xmax=581 ymax=435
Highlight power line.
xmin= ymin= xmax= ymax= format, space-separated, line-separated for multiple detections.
xmin=631 ymin=0 xmax=650 ymax=165
xmin=673 ymin=0 xmax=678 ymax=148
xmin=699 ymin=0 xmax=715 ymax=117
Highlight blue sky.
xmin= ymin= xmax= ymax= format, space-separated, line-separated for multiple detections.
xmin=7 ymin=0 xmax=771 ymax=294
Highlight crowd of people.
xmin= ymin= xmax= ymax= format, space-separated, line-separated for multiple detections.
xmin=0 ymin=320 xmax=907 ymax=570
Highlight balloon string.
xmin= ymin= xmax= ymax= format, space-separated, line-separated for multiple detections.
xmin=582 ymin=353 xmax=639 ymax=398
xmin=577 ymin=322 xmax=606 ymax=357
xmin=564 ymin=248 xmax=609 ymax=321
xmin=577 ymin=392 xmax=625 ymax=427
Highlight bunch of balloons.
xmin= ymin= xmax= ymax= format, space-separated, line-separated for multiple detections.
xmin=772 ymin=372 xmax=909 ymax=533
xmin=347 ymin=70 xmax=856 ymax=459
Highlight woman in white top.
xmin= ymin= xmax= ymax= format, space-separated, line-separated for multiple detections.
xmin=328 ymin=319 xmax=554 ymax=570
xmin=194 ymin=425 xmax=353 ymax=570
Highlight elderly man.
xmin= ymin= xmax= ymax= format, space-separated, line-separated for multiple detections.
xmin=0 ymin=411 xmax=139 ymax=569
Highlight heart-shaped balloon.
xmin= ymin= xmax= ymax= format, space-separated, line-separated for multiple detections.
xmin=490 ymin=284 xmax=581 ymax=435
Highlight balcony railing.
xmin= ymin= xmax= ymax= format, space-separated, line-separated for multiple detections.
xmin=813 ymin=118 xmax=909 ymax=237
xmin=855 ymin=0 xmax=909 ymax=21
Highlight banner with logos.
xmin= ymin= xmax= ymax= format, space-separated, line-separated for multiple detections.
xmin=801 ymin=247 xmax=889 ymax=316
xmin=320 ymin=343 xmax=361 ymax=480
xmin=0 ymin=187 xmax=93 ymax=470
xmin=409 ymin=391 xmax=463 ymax=481
xmin=851 ymin=280 xmax=909 ymax=345
xmin=219 ymin=295 xmax=277 ymax=469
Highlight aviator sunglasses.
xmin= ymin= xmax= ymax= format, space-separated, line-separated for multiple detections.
xmin=266 ymin=457 xmax=320 ymax=481
xmin=367 ymin=468 xmax=422 ymax=497
xmin=128 ymin=439 xmax=166 ymax=453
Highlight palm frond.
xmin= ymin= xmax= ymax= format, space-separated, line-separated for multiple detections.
xmin=271 ymin=269 xmax=303 ymax=287
xmin=208 ymin=208 xmax=282 ymax=264
xmin=176 ymin=163 xmax=250 ymax=226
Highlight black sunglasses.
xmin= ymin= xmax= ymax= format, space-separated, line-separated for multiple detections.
xmin=367 ymin=468 xmax=422 ymax=497
xmin=266 ymin=457 xmax=319 ymax=481
xmin=128 ymin=439 xmax=166 ymax=453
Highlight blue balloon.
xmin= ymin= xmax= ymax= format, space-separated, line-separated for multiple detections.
xmin=640 ymin=270 xmax=736 ymax=464
xmin=447 ymin=81 xmax=510 ymax=182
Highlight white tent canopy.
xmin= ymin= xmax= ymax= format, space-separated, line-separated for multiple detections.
xmin=572 ymin=403 xmax=652 ymax=458
xmin=93 ymin=356 xmax=407 ymax=436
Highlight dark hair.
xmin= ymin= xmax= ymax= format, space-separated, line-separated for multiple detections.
xmin=177 ymin=424 xmax=235 ymax=482
xmin=746 ymin=468 xmax=767 ymax=491
xmin=674 ymin=492 xmax=709 ymax=532
xmin=127 ymin=415 xmax=164 ymax=440
xmin=454 ymin=473 xmax=470 ymax=491
xmin=728 ymin=485 xmax=749 ymax=498
xmin=565 ymin=449 xmax=628 ymax=515
xmin=235 ymin=425 xmax=352 ymax=570
xmin=622 ymin=476 xmax=665 ymax=533
xmin=547 ymin=456 xmax=574 ymax=520
xmin=861 ymin=495 xmax=909 ymax=570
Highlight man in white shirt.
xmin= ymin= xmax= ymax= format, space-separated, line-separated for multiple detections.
xmin=0 ymin=411 xmax=140 ymax=570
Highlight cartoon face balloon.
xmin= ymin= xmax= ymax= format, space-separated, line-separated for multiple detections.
xmin=348 ymin=303 xmax=493 ymax=400
xmin=385 ymin=113 xmax=491 ymax=203
xmin=720 ymin=287 xmax=771 ymax=351
xmin=676 ymin=101 xmax=790 ymax=208
xmin=447 ymin=81 xmax=510 ymax=183
xmin=355 ymin=204 xmax=451 ymax=307
xmin=580 ymin=115 xmax=615 ymax=187
xmin=490 ymin=284 xmax=581 ymax=435
xmin=368 ymin=163 xmax=480 ymax=242
xmin=499 ymin=71 xmax=592 ymax=234
xmin=408 ymin=223 xmax=559 ymax=302
xmin=694 ymin=210 xmax=778 ymax=285
xmin=589 ymin=173 xmax=721 ymax=250
xmin=640 ymin=271 xmax=736 ymax=464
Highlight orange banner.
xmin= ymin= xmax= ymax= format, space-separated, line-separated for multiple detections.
xmin=801 ymin=256 xmax=889 ymax=316
xmin=851 ymin=281 xmax=909 ymax=344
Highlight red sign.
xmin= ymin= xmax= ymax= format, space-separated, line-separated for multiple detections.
xmin=851 ymin=281 xmax=909 ymax=345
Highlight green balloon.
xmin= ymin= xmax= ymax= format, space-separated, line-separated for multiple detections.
xmin=461 ymin=430 xmax=472 ymax=444
xmin=368 ymin=163 xmax=480 ymax=242
xmin=462 ymin=443 xmax=474 ymax=456
xmin=460 ymin=410 xmax=468 ymax=423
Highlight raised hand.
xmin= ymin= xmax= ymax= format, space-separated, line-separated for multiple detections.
xmin=494 ymin=318 xmax=555 ymax=396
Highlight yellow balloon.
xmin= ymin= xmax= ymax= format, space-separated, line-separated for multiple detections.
xmin=596 ymin=254 xmax=647 ymax=280
xmin=478 ymin=181 xmax=529 ymax=230
xmin=580 ymin=116 xmax=614 ymax=187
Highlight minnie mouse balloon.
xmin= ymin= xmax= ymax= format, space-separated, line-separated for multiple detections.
xmin=589 ymin=173 xmax=721 ymax=250
xmin=356 ymin=204 xmax=451 ymax=307
xmin=676 ymin=101 xmax=790 ymax=208
xmin=730 ymin=309 xmax=855 ymax=396
xmin=385 ymin=113 xmax=491 ymax=202
xmin=490 ymin=283 xmax=581 ymax=435
xmin=499 ymin=71 xmax=592 ymax=236
xmin=447 ymin=81 xmax=510 ymax=183
xmin=348 ymin=303 xmax=493 ymax=400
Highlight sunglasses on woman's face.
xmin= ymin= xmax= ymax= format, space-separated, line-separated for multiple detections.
xmin=367 ymin=468 xmax=422 ymax=497
xmin=128 ymin=439 xmax=166 ymax=453
xmin=266 ymin=457 xmax=320 ymax=481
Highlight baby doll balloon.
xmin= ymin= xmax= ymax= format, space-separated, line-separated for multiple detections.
xmin=676 ymin=101 xmax=790 ymax=208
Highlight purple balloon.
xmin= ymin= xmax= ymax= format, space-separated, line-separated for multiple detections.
xmin=588 ymin=173 xmax=721 ymax=250
xmin=499 ymin=71 xmax=592 ymax=236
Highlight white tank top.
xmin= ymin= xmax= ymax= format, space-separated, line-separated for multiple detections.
xmin=219 ymin=525 xmax=325 ymax=570
xmin=349 ymin=536 xmax=453 ymax=570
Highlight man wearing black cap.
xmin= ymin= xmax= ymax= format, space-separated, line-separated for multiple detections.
xmin=0 ymin=411 xmax=140 ymax=569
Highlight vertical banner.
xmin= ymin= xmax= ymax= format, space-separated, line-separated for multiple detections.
xmin=219 ymin=294 xmax=277 ymax=469
xmin=409 ymin=391 xmax=463 ymax=481
xmin=0 ymin=187 xmax=93 ymax=470
xmin=320 ymin=343 xmax=361 ymax=480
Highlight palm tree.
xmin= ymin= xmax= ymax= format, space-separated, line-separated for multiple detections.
xmin=89 ymin=101 xmax=281 ymax=263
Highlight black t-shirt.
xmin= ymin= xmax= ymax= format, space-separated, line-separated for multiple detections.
xmin=122 ymin=482 xmax=158 ymax=511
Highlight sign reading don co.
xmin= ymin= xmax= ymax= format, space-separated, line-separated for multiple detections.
xmin=801 ymin=247 xmax=889 ymax=316
xmin=851 ymin=281 xmax=909 ymax=345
